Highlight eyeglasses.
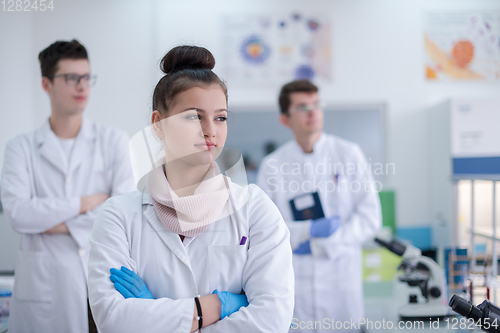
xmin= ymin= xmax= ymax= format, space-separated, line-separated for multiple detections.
xmin=48 ymin=73 xmax=97 ymax=87
xmin=289 ymin=102 xmax=326 ymax=114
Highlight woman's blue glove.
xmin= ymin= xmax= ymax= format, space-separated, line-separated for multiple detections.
xmin=212 ymin=289 xmax=249 ymax=319
xmin=293 ymin=240 xmax=311 ymax=254
xmin=310 ymin=216 xmax=340 ymax=238
xmin=110 ymin=266 xmax=154 ymax=299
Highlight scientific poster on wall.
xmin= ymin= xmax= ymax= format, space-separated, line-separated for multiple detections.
xmin=424 ymin=11 xmax=500 ymax=81
xmin=220 ymin=13 xmax=332 ymax=86
xmin=451 ymin=99 xmax=500 ymax=158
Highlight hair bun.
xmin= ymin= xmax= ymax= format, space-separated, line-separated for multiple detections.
xmin=160 ymin=46 xmax=215 ymax=74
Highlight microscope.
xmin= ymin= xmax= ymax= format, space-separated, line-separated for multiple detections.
xmin=449 ymin=295 xmax=500 ymax=332
xmin=375 ymin=237 xmax=449 ymax=319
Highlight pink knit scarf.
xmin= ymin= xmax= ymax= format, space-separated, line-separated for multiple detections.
xmin=148 ymin=164 xmax=230 ymax=237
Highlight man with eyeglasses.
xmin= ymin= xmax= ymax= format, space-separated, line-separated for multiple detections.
xmin=1 ymin=39 xmax=135 ymax=333
xmin=257 ymin=79 xmax=381 ymax=332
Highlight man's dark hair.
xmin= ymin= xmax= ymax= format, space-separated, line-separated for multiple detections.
xmin=278 ymin=79 xmax=318 ymax=115
xmin=38 ymin=39 xmax=88 ymax=79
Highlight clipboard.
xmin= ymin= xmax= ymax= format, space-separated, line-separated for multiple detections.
xmin=289 ymin=192 xmax=325 ymax=221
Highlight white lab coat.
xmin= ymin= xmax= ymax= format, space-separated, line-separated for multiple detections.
xmin=88 ymin=183 xmax=294 ymax=333
xmin=257 ymin=133 xmax=382 ymax=333
xmin=0 ymin=118 xmax=135 ymax=333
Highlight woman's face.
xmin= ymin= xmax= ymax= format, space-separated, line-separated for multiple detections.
xmin=153 ymin=84 xmax=228 ymax=167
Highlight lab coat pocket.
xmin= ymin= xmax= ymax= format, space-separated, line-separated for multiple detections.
xmin=13 ymin=251 xmax=53 ymax=302
xmin=208 ymin=245 xmax=248 ymax=294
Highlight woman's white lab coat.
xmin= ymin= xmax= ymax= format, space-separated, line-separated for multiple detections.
xmin=88 ymin=183 xmax=294 ymax=333
xmin=0 ymin=119 xmax=135 ymax=333
xmin=257 ymin=133 xmax=382 ymax=332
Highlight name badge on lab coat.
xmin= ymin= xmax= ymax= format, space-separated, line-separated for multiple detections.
xmin=289 ymin=192 xmax=325 ymax=221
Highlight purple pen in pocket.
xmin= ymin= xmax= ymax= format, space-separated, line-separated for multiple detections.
xmin=239 ymin=236 xmax=247 ymax=245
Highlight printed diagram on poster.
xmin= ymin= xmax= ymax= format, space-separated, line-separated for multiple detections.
xmin=424 ymin=11 xmax=500 ymax=81
xmin=220 ymin=13 xmax=332 ymax=85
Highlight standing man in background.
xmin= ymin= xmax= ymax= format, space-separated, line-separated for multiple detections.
xmin=257 ymin=79 xmax=382 ymax=332
xmin=1 ymin=39 xmax=135 ymax=333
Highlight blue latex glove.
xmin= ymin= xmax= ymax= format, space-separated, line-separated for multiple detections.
xmin=310 ymin=216 xmax=340 ymax=238
xmin=293 ymin=240 xmax=311 ymax=254
xmin=212 ymin=289 xmax=249 ymax=319
xmin=110 ymin=266 xmax=154 ymax=299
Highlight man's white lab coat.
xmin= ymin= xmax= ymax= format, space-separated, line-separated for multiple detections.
xmin=1 ymin=119 xmax=135 ymax=333
xmin=257 ymin=133 xmax=382 ymax=332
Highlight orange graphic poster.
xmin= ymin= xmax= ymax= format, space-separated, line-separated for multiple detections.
xmin=424 ymin=12 xmax=500 ymax=81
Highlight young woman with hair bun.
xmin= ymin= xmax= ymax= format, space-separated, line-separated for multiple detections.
xmin=87 ymin=46 xmax=294 ymax=332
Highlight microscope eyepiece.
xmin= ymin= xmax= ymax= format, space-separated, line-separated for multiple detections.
xmin=374 ymin=237 xmax=406 ymax=256
xmin=449 ymin=295 xmax=483 ymax=320
xmin=449 ymin=295 xmax=500 ymax=332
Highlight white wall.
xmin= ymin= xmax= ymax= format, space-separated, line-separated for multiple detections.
xmin=0 ymin=11 xmax=36 ymax=270
xmin=1 ymin=0 xmax=499 ymax=236
xmin=0 ymin=11 xmax=36 ymax=171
